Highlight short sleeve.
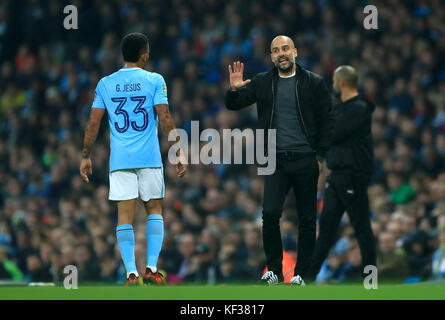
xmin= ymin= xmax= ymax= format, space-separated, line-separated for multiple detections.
xmin=153 ymin=74 xmax=168 ymax=106
xmin=92 ymin=80 xmax=106 ymax=109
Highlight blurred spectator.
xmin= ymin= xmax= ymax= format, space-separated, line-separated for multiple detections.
xmin=244 ymin=225 xmax=266 ymax=273
xmin=402 ymin=229 xmax=433 ymax=280
xmin=343 ymin=242 xmax=363 ymax=282
xmin=99 ymin=254 xmax=119 ymax=282
xmin=0 ymin=245 xmax=23 ymax=280
xmin=316 ymin=237 xmax=351 ymax=284
xmin=184 ymin=244 xmax=220 ymax=284
xmin=377 ymin=232 xmax=410 ymax=282
xmin=174 ymin=232 xmax=197 ymax=282
xmin=25 ymin=253 xmax=52 ymax=282
xmin=387 ymin=172 xmax=416 ymax=205
xmin=432 ymin=223 xmax=445 ymax=279
xmin=74 ymin=244 xmax=101 ymax=282
xmin=219 ymin=239 xmax=258 ymax=283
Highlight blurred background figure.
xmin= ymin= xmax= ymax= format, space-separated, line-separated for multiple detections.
xmin=25 ymin=253 xmax=52 ymax=282
xmin=311 ymin=66 xmax=376 ymax=281
xmin=173 ymin=232 xmax=197 ymax=283
xmin=377 ymin=232 xmax=410 ymax=282
xmin=432 ymin=224 xmax=445 ymax=280
xmin=0 ymin=245 xmax=23 ymax=281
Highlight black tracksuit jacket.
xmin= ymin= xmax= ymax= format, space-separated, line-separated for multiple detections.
xmin=326 ymin=95 xmax=375 ymax=176
xmin=224 ymin=63 xmax=334 ymax=161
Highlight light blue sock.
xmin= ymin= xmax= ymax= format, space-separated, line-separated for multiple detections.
xmin=116 ymin=224 xmax=138 ymax=277
xmin=146 ymin=214 xmax=164 ymax=272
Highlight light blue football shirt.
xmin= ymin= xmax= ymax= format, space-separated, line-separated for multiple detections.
xmin=91 ymin=67 xmax=168 ymax=172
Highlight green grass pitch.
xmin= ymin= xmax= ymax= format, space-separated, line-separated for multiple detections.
xmin=0 ymin=283 xmax=444 ymax=300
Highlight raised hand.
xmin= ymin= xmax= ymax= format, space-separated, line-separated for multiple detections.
xmin=228 ymin=61 xmax=251 ymax=90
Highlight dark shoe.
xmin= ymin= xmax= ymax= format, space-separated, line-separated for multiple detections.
xmin=143 ymin=268 xmax=166 ymax=285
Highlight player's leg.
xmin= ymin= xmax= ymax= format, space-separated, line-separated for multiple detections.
xmin=144 ymin=199 xmax=163 ymax=273
xmin=309 ymin=175 xmax=346 ymax=281
xmin=142 ymin=199 xmax=166 ymax=284
xmin=109 ymin=169 xmax=139 ymax=284
xmin=262 ymin=158 xmax=292 ymax=284
xmin=116 ymin=199 xmax=138 ymax=281
xmin=117 ymin=199 xmax=136 ymax=225
xmin=291 ymin=154 xmax=319 ymax=284
xmin=345 ymin=175 xmax=376 ymax=272
xmin=137 ymin=168 xmax=166 ymax=285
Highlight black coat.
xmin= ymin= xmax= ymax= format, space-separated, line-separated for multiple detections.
xmin=326 ymin=95 xmax=375 ymax=176
xmin=224 ymin=63 xmax=334 ymax=160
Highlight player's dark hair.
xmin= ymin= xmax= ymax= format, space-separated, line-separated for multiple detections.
xmin=121 ymin=33 xmax=149 ymax=63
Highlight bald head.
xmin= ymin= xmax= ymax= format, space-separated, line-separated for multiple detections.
xmin=270 ymin=35 xmax=295 ymax=52
xmin=333 ymin=65 xmax=358 ymax=88
xmin=332 ymin=65 xmax=360 ymax=101
xmin=270 ymin=35 xmax=297 ymax=75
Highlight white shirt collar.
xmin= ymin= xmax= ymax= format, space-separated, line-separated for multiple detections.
xmin=279 ymin=71 xmax=296 ymax=78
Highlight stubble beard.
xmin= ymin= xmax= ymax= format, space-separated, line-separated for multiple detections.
xmin=275 ymin=59 xmax=294 ymax=74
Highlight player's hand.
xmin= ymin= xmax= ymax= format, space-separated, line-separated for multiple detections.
xmin=80 ymin=157 xmax=93 ymax=183
xmin=228 ymin=61 xmax=251 ymax=90
xmin=318 ymin=160 xmax=323 ymax=173
xmin=176 ymin=148 xmax=188 ymax=178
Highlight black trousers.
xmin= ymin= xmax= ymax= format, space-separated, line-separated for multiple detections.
xmin=311 ymin=171 xmax=376 ymax=278
xmin=262 ymin=152 xmax=319 ymax=278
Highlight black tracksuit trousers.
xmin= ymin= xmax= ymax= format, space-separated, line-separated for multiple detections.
xmin=310 ymin=171 xmax=377 ymax=279
xmin=262 ymin=152 xmax=319 ymax=279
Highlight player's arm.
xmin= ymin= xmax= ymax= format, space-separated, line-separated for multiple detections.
xmin=155 ymin=104 xmax=187 ymax=178
xmin=80 ymin=108 xmax=105 ymax=183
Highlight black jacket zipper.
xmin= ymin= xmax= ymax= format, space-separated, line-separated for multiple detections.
xmin=295 ymin=79 xmax=310 ymax=142
xmin=269 ymin=80 xmax=275 ymax=129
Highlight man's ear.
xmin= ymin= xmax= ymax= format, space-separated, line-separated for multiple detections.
xmin=294 ymin=48 xmax=298 ymax=58
xmin=141 ymin=52 xmax=149 ymax=64
xmin=339 ymin=79 xmax=345 ymax=89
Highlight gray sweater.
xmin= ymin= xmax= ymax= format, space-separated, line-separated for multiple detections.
xmin=272 ymin=75 xmax=313 ymax=153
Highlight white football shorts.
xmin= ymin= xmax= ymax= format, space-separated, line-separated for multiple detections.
xmin=109 ymin=168 xmax=164 ymax=201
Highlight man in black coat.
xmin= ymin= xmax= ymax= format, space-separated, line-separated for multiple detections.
xmin=310 ymin=65 xmax=376 ymax=280
xmin=225 ymin=35 xmax=334 ymax=285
